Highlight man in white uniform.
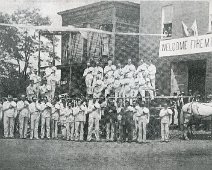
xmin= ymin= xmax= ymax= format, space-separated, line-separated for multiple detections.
xmin=73 ymin=100 xmax=87 ymax=141
xmin=39 ymin=79 xmax=51 ymax=101
xmin=51 ymin=99 xmax=61 ymax=139
xmin=87 ymin=99 xmax=101 ymax=141
xmin=59 ymin=100 xmax=67 ymax=139
xmin=0 ymin=100 xmax=2 ymax=121
xmin=147 ymin=59 xmax=156 ymax=90
xmin=83 ymin=62 xmax=94 ymax=95
xmin=48 ymin=66 xmax=59 ymax=101
xmin=29 ymin=96 xmax=41 ymax=139
xmin=104 ymin=59 xmax=116 ymax=97
xmin=136 ymin=59 xmax=149 ymax=79
xmin=26 ymin=80 xmax=36 ymax=102
xmin=145 ymin=78 xmax=154 ymax=100
xmin=2 ymin=95 xmax=17 ymax=138
xmin=122 ymin=59 xmax=136 ymax=99
xmin=65 ymin=103 xmax=75 ymax=141
xmin=159 ymin=103 xmax=173 ymax=142
xmin=40 ymin=97 xmax=52 ymax=139
xmin=114 ymin=63 xmax=124 ymax=101
xmin=135 ymin=101 xmax=150 ymax=143
xmin=29 ymin=69 xmax=41 ymax=97
xmin=93 ymin=79 xmax=105 ymax=99
xmin=92 ymin=61 xmax=103 ymax=92
xmin=17 ymin=95 xmax=29 ymax=139
xmin=130 ymin=74 xmax=140 ymax=99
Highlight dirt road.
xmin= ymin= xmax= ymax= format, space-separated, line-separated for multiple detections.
xmin=0 ymin=139 xmax=212 ymax=170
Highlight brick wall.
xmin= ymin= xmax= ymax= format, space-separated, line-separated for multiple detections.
xmin=140 ymin=1 xmax=209 ymax=95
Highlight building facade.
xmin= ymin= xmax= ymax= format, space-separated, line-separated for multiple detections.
xmin=140 ymin=1 xmax=211 ymax=97
xmin=58 ymin=1 xmax=140 ymax=95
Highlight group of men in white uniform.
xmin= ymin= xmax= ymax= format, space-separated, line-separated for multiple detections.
xmin=83 ymin=58 xmax=156 ymax=101
xmin=0 ymin=93 xmax=173 ymax=143
xmin=0 ymin=58 xmax=174 ymax=142
xmin=26 ymin=66 xmax=59 ymax=102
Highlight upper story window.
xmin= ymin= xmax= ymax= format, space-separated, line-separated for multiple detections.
xmin=162 ymin=5 xmax=173 ymax=38
xmin=209 ymin=2 xmax=212 ymax=32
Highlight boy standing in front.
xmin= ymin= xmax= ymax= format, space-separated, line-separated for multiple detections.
xmin=66 ymin=103 xmax=75 ymax=141
xmin=159 ymin=102 xmax=173 ymax=142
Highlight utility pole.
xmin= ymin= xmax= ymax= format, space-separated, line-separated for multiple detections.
xmin=38 ymin=31 xmax=41 ymax=75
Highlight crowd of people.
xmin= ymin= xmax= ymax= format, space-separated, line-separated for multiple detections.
xmin=0 ymin=58 xmax=176 ymax=143
xmin=0 ymin=94 xmax=173 ymax=143
xmin=83 ymin=58 xmax=156 ymax=101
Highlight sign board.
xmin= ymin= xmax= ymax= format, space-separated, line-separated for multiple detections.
xmin=159 ymin=34 xmax=212 ymax=57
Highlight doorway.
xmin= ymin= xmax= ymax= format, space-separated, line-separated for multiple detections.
xmin=187 ymin=60 xmax=206 ymax=96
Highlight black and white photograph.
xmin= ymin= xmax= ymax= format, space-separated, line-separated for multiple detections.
xmin=0 ymin=0 xmax=212 ymax=169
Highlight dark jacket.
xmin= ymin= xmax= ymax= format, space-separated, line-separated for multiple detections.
xmin=122 ymin=106 xmax=134 ymax=124
xmin=104 ymin=104 xmax=117 ymax=123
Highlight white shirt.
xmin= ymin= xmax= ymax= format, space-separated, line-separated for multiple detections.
xmin=134 ymin=106 xmax=150 ymax=123
xmin=104 ymin=65 xmax=116 ymax=79
xmin=137 ymin=63 xmax=149 ymax=78
xmin=30 ymin=73 xmax=41 ymax=84
xmin=17 ymin=100 xmax=29 ymax=117
xmin=3 ymin=101 xmax=17 ymax=117
xmin=0 ymin=103 xmax=2 ymax=120
xmin=60 ymin=106 xmax=67 ymax=122
xmin=40 ymin=102 xmax=52 ymax=118
xmin=83 ymin=67 xmax=94 ymax=81
xmin=65 ymin=107 xmax=74 ymax=123
xmin=26 ymin=85 xmax=36 ymax=95
xmin=93 ymin=66 xmax=103 ymax=80
xmin=52 ymin=102 xmax=61 ymax=120
xmin=130 ymin=78 xmax=140 ymax=90
xmin=159 ymin=108 xmax=173 ymax=124
xmin=93 ymin=80 xmax=104 ymax=93
xmin=73 ymin=104 xmax=87 ymax=122
xmin=123 ymin=64 xmax=136 ymax=78
xmin=114 ymin=68 xmax=123 ymax=79
xmin=88 ymin=101 xmax=101 ymax=120
xmin=29 ymin=102 xmax=41 ymax=116
xmin=39 ymin=85 xmax=51 ymax=95
xmin=148 ymin=64 xmax=156 ymax=79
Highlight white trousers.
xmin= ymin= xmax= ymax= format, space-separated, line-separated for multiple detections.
xmin=138 ymin=87 xmax=146 ymax=100
xmin=133 ymin=119 xmax=139 ymax=141
xmin=87 ymin=118 xmax=100 ymax=141
xmin=106 ymin=122 xmax=115 ymax=141
xmin=4 ymin=116 xmax=14 ymax=138
xmin=75 ymin=121 xmax=84 ymax=141
xmin=52 ymin=120 xmax=58 ymax=138
xmin=114 ymin=87 xmax=122 ymax=100
xmin=138 ymin=121 xmax=147 ymax=142
xmin=161 ymin=123 xmax=169 ymax=141
xmin=51 ymin=84 xmax=56 ymax=101
xmin=30 ymin=114 xmax=40 ymax=139
xmin=41 ymin=117 xmax=51 ymax=139
xmin=150 ymin=78 xmax=155 ymax=90
xmin=66 ymin=122 xmax=75 ymax=140
xmin=19 ymin=116 xmax=28 ymax=138
xmin=147 ymin=90 xmax=154 ymax=100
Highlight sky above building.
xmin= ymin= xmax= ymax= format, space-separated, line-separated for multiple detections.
xmin=0 ymin=0 xmax=140 ymax=26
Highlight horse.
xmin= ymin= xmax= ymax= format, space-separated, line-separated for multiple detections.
xmin=181 ymin=102 xmax=212 ymax=140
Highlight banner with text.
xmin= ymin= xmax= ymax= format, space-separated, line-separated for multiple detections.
xmin=159 ymin=34 xmax=212 ymax=57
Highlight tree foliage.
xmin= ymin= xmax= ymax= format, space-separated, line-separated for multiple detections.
xmin=0 ymin=8 xmax=56 ymax=97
